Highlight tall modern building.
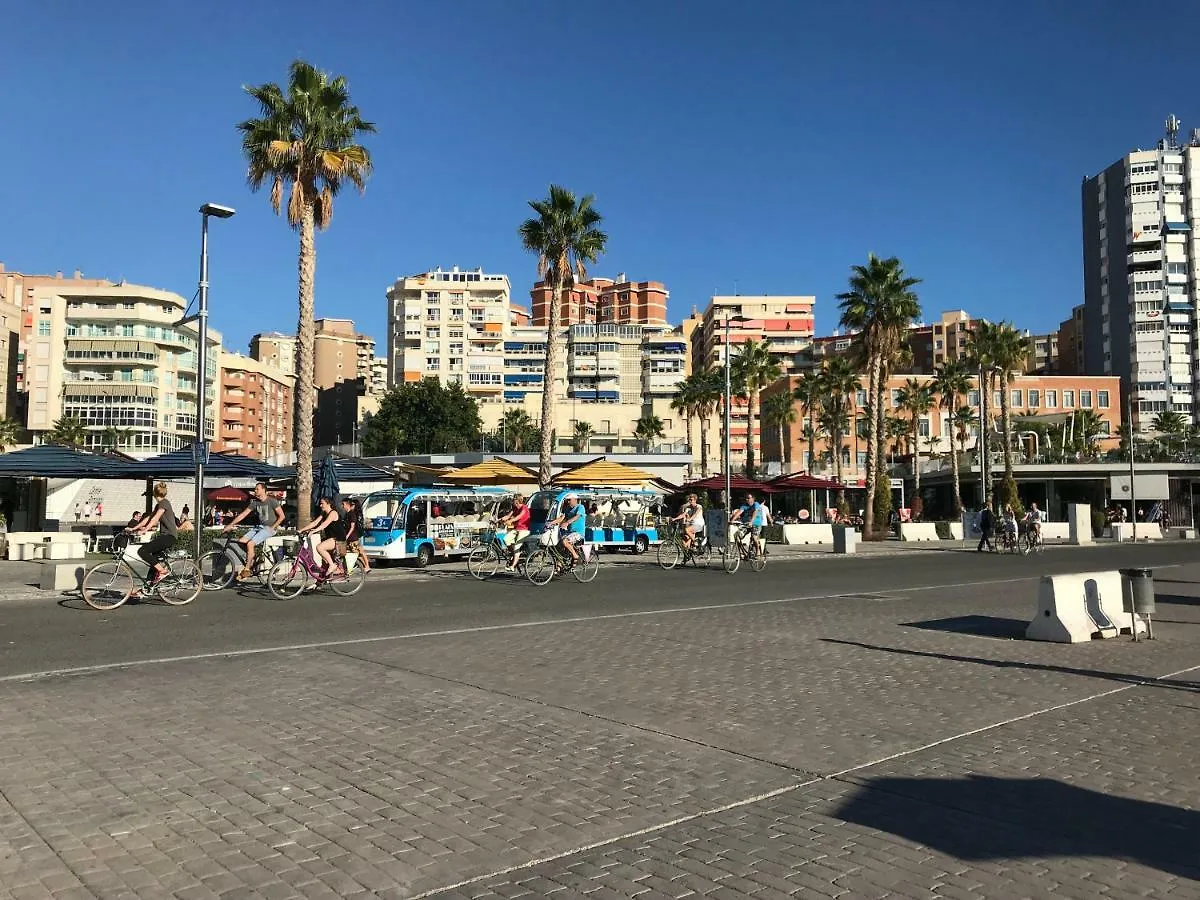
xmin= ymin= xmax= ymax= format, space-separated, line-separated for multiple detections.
xmin=1082 ymin=116 xmax=1198 ymax=430
xmin=250 ymin=319 xmax=378 ymax=391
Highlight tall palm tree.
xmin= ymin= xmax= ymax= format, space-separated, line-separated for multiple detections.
xmin=761 ymin=391 xmax=798 ymax=472
xmin=519 ymin=186 xmax=608 ymax=486
xmin=1152 ymin=410 xmax=1187 ymax=456
xmin=690 ymin=367 xmax=723 ymax=477
xmin=50 ymin=415 xmax=86 ymax=447
xmin=821 ymin=357 xmax=861 ymax=508
xmin=930 ymin=361 xmax=973 ymax=514
xmin=952 ymin=405 xmax=978 ymax=470
xmin=792 ymin=370 xmax=823 ymax=475
xmin=968 ymin=321 xmax=1026 ymax=513
xmin=238 ymin=59 xmax=376 ymax=517
xmin=731 ymin=339 xmax=782 ymax=478
xmin=896 ymin=378 xmax=933 ymax=498
xmin=571 ymin=420 xmax=594 ymax=453
xmin=818 ymin=403 xmax=850 ymax=495
xmin=634 ymin=414 xmax=665 ymax=453
xmin=500 ymin=409 xmax=537 ymax=452
xmin=838 ymin=254 xmax=922 ymax=535
xmin=0 ymin=418 xmax=21 ymax=452
xmin=671 ymin=376 xmax=699 ymax=476
xmin=886 ymin=414 xmax=910 ymax=462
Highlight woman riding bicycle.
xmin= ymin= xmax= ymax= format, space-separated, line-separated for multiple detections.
xmin=670 ymin=493 xmax=706 ymax=551
xmin=128 ymin=481 xmax=178 ymax=594
xmin=498 ymin=494 xmax=532 ymax=571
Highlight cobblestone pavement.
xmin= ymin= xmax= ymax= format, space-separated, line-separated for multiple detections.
xmin=0 ymin=554 xmax=1197 ymax=897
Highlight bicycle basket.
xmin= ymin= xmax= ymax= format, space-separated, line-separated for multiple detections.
xmin=539 ymin=526 xmax=560 ymax=547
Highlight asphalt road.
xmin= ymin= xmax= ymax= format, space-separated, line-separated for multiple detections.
xmin=0 ymin=540 xmax=1192 ymax=680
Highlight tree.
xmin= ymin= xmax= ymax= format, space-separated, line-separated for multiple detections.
xmin=238 ymin=59 xmax=376 ymax=518
xmin=886 ymin=414 xmax=910 ymax=461
xmin=1152 ymin=410 xmax=1187 ymax=451
xmin=689 ymin=367 xmax=723 ymax=478
xmin=671 ymin=376 xmax=700 ymax=476
xmin=731 ymin=339 xmax=782 ymax=478
xmin=761 ymin=391 xmax=798 ymax=471
xmin=820 ymin=357 xmax=861 ymax=509
xmin=0 ymin=418 xmax=21 ymax=453
xmin=519 ymin=186 xmax=608 ymax=487
xmin=838 ymin=255 xmax=921 ymax=536
xmin=792 ymin=371 xmax=823 ymax=475
xmin=931 ymin=361 xmax=973 ymax=514
xmin=100 ymin=426 xmax=132 ymax=450
xmin=572 ymin=420 xmax=594 ymax=453
xmin=633 ymin=414 xmax=665 ymax=453
xmin=952 ymin=405 xmax=978 ymax=472
xmin=896 ymin=378 xmax=933 ymax=498
xmin=968 ymin=321 xmax=1026 ymax=514
xmin=500 ymin=409 xmax=538 ymax=452
xmin=49 ymin=415 xmax=87 ymax=447
xmin=361 ymin=380 xmax=481 ymax=456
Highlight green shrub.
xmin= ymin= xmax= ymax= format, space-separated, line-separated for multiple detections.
xmin=1091 ymin=508 xmax=1107 ymax=538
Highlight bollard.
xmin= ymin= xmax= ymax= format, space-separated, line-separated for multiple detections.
xmin=833 ymin=525 xmax=857 ymax=555
xmin=1119 ymin=567 xmax=1155 ymax=641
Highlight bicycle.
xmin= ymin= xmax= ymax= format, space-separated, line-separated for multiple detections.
xmin=1020 ymin=522 xmax=1044 ymax=555
xmin=656 ymin=522 xmax=712 ymax=570
xmin=997 ymin=526 xmax=1020 ymax=554
xmin=722 ymin=525 xmax=767 ymax=575
xmin=199 ymin=531 xmax=283 ymax=590
xmin=467 ymin=526 xmax=529 ymax=580
xmin=525 ymin=531 xmax=599 ymax=586
xmin=266 ymin=536 xmax=366 ymax=599
xmin=81 ymin=533 xmax=202 ymax=610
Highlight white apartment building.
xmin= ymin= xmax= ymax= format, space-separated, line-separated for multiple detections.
xmin=1083 ymin=116 xmax=1200 ymax=430
xmin=24 ymin=280 xmax=220 ymax=457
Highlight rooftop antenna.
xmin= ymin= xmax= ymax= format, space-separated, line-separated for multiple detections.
xmin=1165 ymin=115 xmax=1181 ymax=150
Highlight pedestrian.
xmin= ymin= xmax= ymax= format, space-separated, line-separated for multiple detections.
xmin=182 ymin=503 xmax=190 ymax=521
xmin=95 ymin=500 xmax=103 ymax=520
xmin=74 ymin=502 xmax=81 ymax=522
xmin=976 ymin=501 xmax=996 ymax=553
xmin=83 ymin=501 xmax=93 ymax=522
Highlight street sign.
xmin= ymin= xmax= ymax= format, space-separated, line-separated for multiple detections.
xmin=889 ymin=478 xmax=903 ymax=488
xmin=191 ymin=440 xmax=210 ymax=468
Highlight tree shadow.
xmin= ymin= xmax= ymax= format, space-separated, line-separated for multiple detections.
xmin=902 ymin=616 xmax=1028 ymax=639
xmin=835 ymin=775 xmax=1200 ymax=881
xmin=821 ymin=638 xmax=1199 ymax=693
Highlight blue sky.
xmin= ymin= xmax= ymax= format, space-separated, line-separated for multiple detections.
xmin=4 ymin=0 xmax=1199 ymax=354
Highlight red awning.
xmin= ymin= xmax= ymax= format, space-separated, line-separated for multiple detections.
xmin=207 ymin=486 xmax=249 ymax=502
xmin=680 ymin=475 xmax=778 ymax=493
xmin=769 ymin=473 xmax=843 ymax=491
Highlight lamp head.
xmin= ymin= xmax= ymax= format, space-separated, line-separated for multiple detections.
xmin=200 ymin=203 xmax=236 ymax=219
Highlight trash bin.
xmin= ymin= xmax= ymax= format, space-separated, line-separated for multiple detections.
xmin=1120 ymin=567 xmax=1156 ymax=614
xmin=833 ymin=525 xmax=857 ymax=555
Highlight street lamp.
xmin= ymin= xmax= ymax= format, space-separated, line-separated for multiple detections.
xmin=722 ymin=313 xmax=751 ymax=513
xmin=191 ymin=203 xmax=235 ymax=559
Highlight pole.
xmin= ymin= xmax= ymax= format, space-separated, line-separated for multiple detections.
xmin=723 ymin=316 xmax=732 ymax=515
xmin=193 ymin=212 xmax=210 ymax=561
xmin=1128 ymin=389 xmax=1138 ymax=541
xmin=977 ymin=366 xmax=988 ymax=508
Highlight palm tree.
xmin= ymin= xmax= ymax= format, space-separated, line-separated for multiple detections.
xmin=572 ymin=421 xmax=594 ymax=454
xmin=837 ymin=254 xmax=922 ymax=534
xmin=761 ymin=391 xmax=798 ymax=471
xmin=968 ymin=321 xmax=1027 ymax=513
xmin=930 ymin=361 xmax=973 ymax=514
xmin=50 ymin=415 xmax=86 ymax=447
xmin=731 ymin=339 xmax=782 ymax=478
xmin=821 ymin=357 xmax=861 ymax=508
xmin=671 ymin=376 xmax=700 ymax=476
xmin=896 ymin=378 xmax=933 ymax=498
xmin=1152 ymin=410 xmax=1187 ymax=456
xmin=100 ymin=425 xmax=132 ymax=450
xmin=634 ymin=414 xmax=665 ymax=453
xmin=1070 ymin=409 xmax=1107 ymax=458
xmin=818 ymin=403 xmax=850 ymax=494
xmin=952 ymin=405 xmax=978 ymax=470
xmin=500 ymin=409 xmax=537 ymax=452
xmin=886 ymin=414 xmax=910 ymax=462
xmin=690 ymin=367 xmax=723 ymax=478
xmin=792 ymin=370 xmax=823 ymax=475
xmin=238 ymin=59 xmax=376 ymax=517
xmin=519 ymin=186 xmax=608 ymax=487
xmin=0 ymin=418 xmax=21 ymax=452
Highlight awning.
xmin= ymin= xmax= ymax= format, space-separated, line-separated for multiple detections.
xmin=1164 ymin=222 xmax=1191 ymax=232
xmin=552 ymin=457 xmax=658 ymax=487
xmin=769 ymin=473 xmax=843 ymax=491
xmin=134 ymin=448 xmax=292 ymax=479
xmin=207 ymin=486 xmax=250 ymax=502
xmin=442 ymin=457 xmax=539 ymax=485
xmin=680 ymin=474 xmax=778 ymax=493
xmin=0 ymin=444 xmax=139 ymax=479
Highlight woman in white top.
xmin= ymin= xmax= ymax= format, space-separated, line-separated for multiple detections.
xmin=671 ymin=494 xmax=706 ymax=550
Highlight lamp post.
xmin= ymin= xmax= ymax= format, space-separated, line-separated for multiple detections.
xmin=193 ymin=203 xmax=235 ymax=560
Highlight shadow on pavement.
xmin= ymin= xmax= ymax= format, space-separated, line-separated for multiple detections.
xmin=821 ymin=638 xmax=1199 ymax=693
xmin=902 ymin=615 xmax=1028 ymax=639
xmin=835 ymin=774 xmax=1200 ymax=881
xmin=1157 ymin=593 xmax=1200 ymax=607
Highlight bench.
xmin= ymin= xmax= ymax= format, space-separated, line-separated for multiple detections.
xmin=6 ymin=532 xmax=88 ymax=561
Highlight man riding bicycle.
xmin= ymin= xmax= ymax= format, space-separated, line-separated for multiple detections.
xmin=670 ymin=493 xmax=706 ymax=551
xmin=1024 ymin=502 xmax=1045 ymax=544
xmin=549 ymin=494 xmax=586 ymax=566
xmin=222 ymin=482 xmax=286 ymax=581
xmin=729 ymin=492 xmax=770 ymax=557
xmin=1000 ymin=504 xmax=1018 ymax=547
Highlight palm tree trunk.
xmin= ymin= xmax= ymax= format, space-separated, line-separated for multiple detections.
xmin=1000 ymin=380 xmax=1014 ymax=478
xmin=699 ymin=414 xmax=710 ymax=478
xmin=779 ymin=423 xmax=787 ymax=472
xmin=950 ymin=415 xmax=963 ymax=516
xmin=807 ymin=409 xmax=816 ymax=474
xmin=833 ymin=425 xmax=845 ymax=506
xmin=685 ymin=412 xmax=695 ymax=478
xmin=538 ymin=277 xmax=564 ymax=487
xmin=294 ymin=200 xmax=317 ymax=520
xmin=911 ymin=415 xmax=921 ymax=494
xmin=744 ymin=392 xmax=756 ymax=477
xmin=863 ymin=355 xmax=879 ymax=534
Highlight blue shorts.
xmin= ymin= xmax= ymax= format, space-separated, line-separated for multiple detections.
xmin=243 ymin=527 xmax=275 ymax=546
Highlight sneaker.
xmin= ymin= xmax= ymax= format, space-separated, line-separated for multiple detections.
xmin=235 ymin=567 xmax=252 ymax=581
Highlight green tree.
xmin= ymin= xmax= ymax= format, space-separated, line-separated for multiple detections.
xmin=633 ymin=413 xmax=665 ymax=453
xmin=761 ymin=390 xmax=798 ymax=471
xmin=838 ymin=254 xmax=922 ymax=535
xmin=968 ymin=321 xmax=1027 ymax=514
xmin=0 ymin=418 xmax=21 ymax=452
xmin=100 ymin=425 xmax=132 ymax=450
xmin=731 ymin=338 xmax=782 ymax=478
xmin=238 ymin=60 xmax=376 ymax=518
xmin=952 ymin=405 xmax=978 ymax=474
xmin=519 ymin=186 xmax=608 ymax=487
xmin=361 ymin=380 xmax=481 ymax=455
xmin=572 ymin=420 xmax=594 ymax=453
xmin=671 ymin=376 xmax=699 ymax=476
xmin=500 ymin=409 xmax=538 ymax=452
xmin=49 ymin=415 xmax=86 ymax=447
xmin=820 ymin=357 xmax=861 ymax=508
xmin=690 ymin=366 xmax=723 ymax=477
xmin=931 ymin=361 xmax=973 ymax=514
xmin=1152 ymin=410 xmax=1187 ymax=456
xmin=896 ymin=378 xmax=933 ymax=498
xmin=792 ymin=370 xmax=823 ymax=475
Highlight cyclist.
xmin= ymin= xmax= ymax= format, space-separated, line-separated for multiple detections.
xmin=549 ymin=494 xmax=587 ymax=567
xmin=670 ymin=493 xmax=706 ymax=551
xmin=1000 ymin=505 xmax=1018 ymax=548
xmin=341 ymin=496 xmax=370 ymax=574
xmin=298 ymin=496 xmax=344 ymax=578
xmin=128 ymin=481 xmax=178 ymax=594
xmin=498 ymin=494 xmax=532 ymax=571
xmin=1024 ymin=502 xmax=1045 ymax=545
xmin=730 ymin=492 xmax=770 ymax=557
xmin=222 ymin=482 xmax=285 ymax=581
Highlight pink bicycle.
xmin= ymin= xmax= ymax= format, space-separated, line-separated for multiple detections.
xmin=267 ymin=536 xmax=365 ymax=599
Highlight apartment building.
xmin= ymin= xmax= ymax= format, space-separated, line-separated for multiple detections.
xmin=761 ymin=373 xmax=1122 ymax=481
xmin=21 ymin=280 xmax=221 ymax=457
xmin=1026 ymin=332 xmax=1059 ymax=374
xmin=1082 ymin=116 xmax=1200 ymax=430
xmin=807 ymin=310 xmax=987 ymax=375
xmin=249 ymin=331 xmax=295 ymax=376
xmin=1057 ymin=304 xmax=1085 ymax=376
xmin=529 ymin=275 xmax=668 ymax=327
xmin=212 ymin=352 xmax=294 ymax=460
xmin=250 ymin=319 xmax=378 ymax=391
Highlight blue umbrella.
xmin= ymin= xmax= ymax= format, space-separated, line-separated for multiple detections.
xmin=313 ymin=453 xmax=340 ymax=514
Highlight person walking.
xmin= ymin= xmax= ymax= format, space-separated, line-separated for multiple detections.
xmin=976 ymin=500 xmax=996 ymax=553
xmin=74 ymin=502 xmax=82 ymax=523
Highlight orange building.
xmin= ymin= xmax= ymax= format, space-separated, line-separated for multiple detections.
xmin=212 ymin=352 xmax=294 ymax=461
xmin=529 ymin=274 xmax=668 ymax=326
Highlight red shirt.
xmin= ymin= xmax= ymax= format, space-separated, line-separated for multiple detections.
xmin=512 ymin=505 xmax=531 ymax=530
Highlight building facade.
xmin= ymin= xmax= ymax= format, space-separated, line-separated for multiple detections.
xmin=22 ymin=280 xmax=221 ymax=457
xmin=1057 ymin=304 xmax=1085 ymax=376
xmin=1026 ymin=332 xmax=1060 ymax=374
xmin=250 ymin=318 xmax=378 ymax=391
xmin=212 ymin=352 xmax=294 ymax=461
xmin=1082 ymin=117 xmax=1200 ymax=430
xmin=529 ymin=275 xmax=668 ymax=327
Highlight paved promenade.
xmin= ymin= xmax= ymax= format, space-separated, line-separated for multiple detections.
xmin=0 ymin=542 xmax=1196 ymax=898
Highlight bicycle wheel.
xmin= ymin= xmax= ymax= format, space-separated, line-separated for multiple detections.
xmin=574 ymin=550 xmax=600 ymax=583
xmin=525 ymin=549 xmax=556 ymax=586
xmin=328 ymin=566 xmax=366 ymax=596
xmin=691 ymin=542 xmax=713 ymax=568
xmin=722 ymin=546 xmax=741 ymax=574
xmin=657 ymin=539 xmax=682 ymax=570
xmin=199 ymin=550 xmax=236 ymax=591
xmin=749 ymin=550 xmax=767 ymax=573
xmin=1020 ymin=533 xmax=1035 ymax=555
xmin=159 ymin=558 xmax=202 ymax=606
xmin=468 ymin=545 xmax=501 ymax=580
xmin=82 ymin=561 xmax=135 ymax=610
xmin=268 ymin=559 xmax=307 ymax=600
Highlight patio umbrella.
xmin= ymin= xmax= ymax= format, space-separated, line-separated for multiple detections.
xmin=314 ymin=453 xmax=340 ymax=513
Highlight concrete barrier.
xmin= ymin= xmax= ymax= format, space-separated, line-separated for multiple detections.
xmin=948 ymin=522 xmax=964 ymax=540
xmin=1138 ymin=523 xmax=1163 ymax=541
xmin=781 ymin=524 xmax=834 ymax=545
xmin=1040 ymin=523 xmax=1070 ymax=542
xmin=1112 ymin=523 xmax=1132 ymax=542
xmin=1027 ymin=570 xmax=1147 ymax=643
xmin=1068 ymin=504 xmax=1093 ymax=545
xmin=1171 ymin=527 xmax=1196 ymax=539
xmin=40 ymin=563 xmax=86 ymax=592
xmin=899 ymin=523 xmax=940 ymax=542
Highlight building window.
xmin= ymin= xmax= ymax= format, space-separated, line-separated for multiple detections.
xmin=426 ymin=357 xmax=440 ymax=370
xmin=1063 ymin=390 xmax=1075 ymax=409
xmin=37 ymin=321 xmax=50 ymax=336
xmin=1080 ymin=390 xmax=1093 ymax=408
xmin=1011 ymin=389 xmax=1023 ymax=408
xmin=1028 ymin=389 xmax=1040 ymax=408
xmin=918 ymin=417 xmax=930 ymax=437
xmin=1098 ymin=390 xmax=1110 ymax=408
xmin=1045 ymin=390 xmax=1057 ymax=408
xmin=967 ymin=389 xmax=979 ymax=406
xmin=425 ymin=291 xmax=440 ymax=302
xmin=993 ymin=391 xmax=1002 ymax=407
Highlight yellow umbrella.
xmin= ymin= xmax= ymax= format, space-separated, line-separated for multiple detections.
xmin=552 ymin=457 xmax=657 ymax=487
xmin=440 ymin=457 xmax=539 ymax=486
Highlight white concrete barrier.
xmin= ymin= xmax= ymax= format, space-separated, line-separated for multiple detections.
xmin=781 ymin=524 xmax=834 ymax=545
xmin=1067 ymin=504 xmax=1093 ymax=545
xmin=899 ymin=523 xmax=940 ymax=542
xmin=1027 ymin=570 xmax=1147 ymax=643
xmin=1040 ymin=523 xmax=1070 ymax=541
xmin=1111 ymin=523 xmax=1132 ymax=542
xmin=45 ymin=542 xmax=87 ymax=560
xmin=40 ymin=563 xmax=86 ymax=592
xmin=1139 ymin=523 xmax=1163 ymax=541
xmin=1171 ymin=527 xmax=1196 ymax=539
xmin=948 ymin=522 xmax=964 ymax=540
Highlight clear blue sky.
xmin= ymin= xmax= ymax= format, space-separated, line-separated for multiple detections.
xmin=4 ymin=0 xmax=1199 ymax=354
